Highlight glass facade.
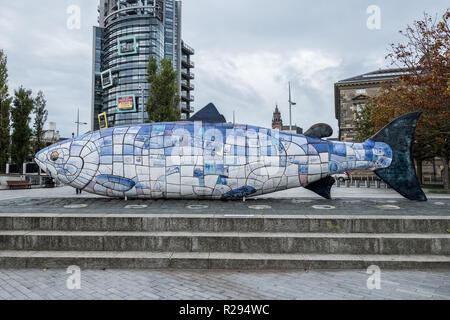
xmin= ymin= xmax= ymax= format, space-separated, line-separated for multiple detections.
xmin=92 ymin=26 xmax=104 ymax=131
xmin=91 ymin=0 xmax=194 ymax=131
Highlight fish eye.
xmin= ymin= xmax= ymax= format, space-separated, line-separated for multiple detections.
xmin=50 ymin=152 xmax=59 ymax=161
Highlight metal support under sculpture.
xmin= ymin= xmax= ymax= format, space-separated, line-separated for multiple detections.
xmin=34 ymin=112 xmax=427 ymax=201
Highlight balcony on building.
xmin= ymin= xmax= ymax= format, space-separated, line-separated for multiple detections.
xmin=182 ymin=58 xmax=195 ymax=69
xmin=181 ymin=70 xmax=194 ymax=80
xmin=181 ymin=93 xmax=194 ymax=102
xmin=181 ymin=102 xmax=194 ymax=113
xmin=181 ymin=41 xmax=195 ymax=55
xmin=181 ymin=80 xmax=194 ymax=91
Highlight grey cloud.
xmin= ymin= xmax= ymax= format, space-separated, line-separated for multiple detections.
xmin=0 ymin=0 xmax=448 ymax=139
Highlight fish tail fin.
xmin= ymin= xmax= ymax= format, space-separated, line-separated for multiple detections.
xmin=371 ymin=112 xmax=427 ymax=201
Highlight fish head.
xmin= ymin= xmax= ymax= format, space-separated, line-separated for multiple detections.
xmin=35 ymin=136 xmax=99 ymax=189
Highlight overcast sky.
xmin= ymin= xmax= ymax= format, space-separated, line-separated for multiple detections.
xmin=0 ymin=0 xmax=448 ymax=138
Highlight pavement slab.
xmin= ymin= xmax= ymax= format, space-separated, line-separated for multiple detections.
xmin=0 ymin=268 xmax=448 ymax=300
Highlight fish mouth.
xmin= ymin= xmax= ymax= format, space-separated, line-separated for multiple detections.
xmin=34 ymin=156 xmax=44 ymax=170
xmin=34 ymin=157 xmax=49 ymax=177
xmin=34 ymin=150 xmax=56 ymax=178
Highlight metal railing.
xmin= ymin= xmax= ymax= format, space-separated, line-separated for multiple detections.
xmin=181 ymin=94 xmax=194 ymax=102
xmin=180 ymin=104 xmax=194 ymax=113
xmin=181 ymin=81 xmax=195 ymax=90
xmin=182 ymin=71 xmax=195 ymax=79
xmin=334 ymin=178 xmax=389 ymax=189
xmin=182 ymin=59 xmax=195 ymax=68
xmin=104 ymin=4 xmax=156 ymax=24
xmin=182 ymin=42 xmax=195 ymax=54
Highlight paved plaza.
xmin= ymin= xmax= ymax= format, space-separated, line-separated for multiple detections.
xmin=1 ymin=185 xmax=450 ymax=202
xmin=0 ymin=186 xmax=449 ymax=216
xmin=0 ymin=186 xmax=449 ymax=300
xmin=0 ymin=268 xmax=449 ymax=300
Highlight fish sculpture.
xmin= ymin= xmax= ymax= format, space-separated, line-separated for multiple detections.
xmin=34 ymin=112 xmax=427 ymax=201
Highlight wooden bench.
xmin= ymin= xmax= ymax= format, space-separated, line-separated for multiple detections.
xmin=7 ymin=181 xmax=32 ymax=190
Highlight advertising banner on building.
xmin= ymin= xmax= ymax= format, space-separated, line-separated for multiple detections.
xmin=98 ymin=112 xmax=108 ymax=130
xmin=118 ymin=36 xmax=137 ymax=56
xmin=117 ymin=95 xmax=136 ymax=113
xmin=101 ymin=69 xmax=113 ymax=89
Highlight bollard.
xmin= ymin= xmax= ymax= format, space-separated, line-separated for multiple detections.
xmin=365 ymin=180 xmax=369 ymax=188
xmin=345 ymin=180 xmax=350 ymax=188
xmin=376 ymin=180 xmax=380 ymax=188
xmin=336 ymin=180 xmax=340 ymax=188
xmin=355 ymin=180 xmax=360 ymax=188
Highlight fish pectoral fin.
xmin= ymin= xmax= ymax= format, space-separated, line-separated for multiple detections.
xmin=304 ymin=123 xmax=333 ymax=139
xmin=96 ymin=175 xmax=136 ymax=192
xmin=305 ymin=176 xmax=335 ymax=200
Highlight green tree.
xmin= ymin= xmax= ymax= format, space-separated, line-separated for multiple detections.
xmin=32 ymin=90 xmax=48 ymax=154
xmin=0 ymin=50 xmax=12 ymax=174
xmin=370 ymin=10 xmax=450 ymax=188
xmin=354 ymin=100 xmax=376 ymax=142
xmin=11 ymin=87 xmax=34 ymax=173
xmin=145 ymin=57 xmax=181 ymax=123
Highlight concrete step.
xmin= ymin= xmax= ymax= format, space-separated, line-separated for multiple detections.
xmin=0 ymin=250 xmax=449 ymax=270
xmin=1 ymin=231 xmax=450 ymax=255
xmin=1 ymin=213 xmax=449 ymax=234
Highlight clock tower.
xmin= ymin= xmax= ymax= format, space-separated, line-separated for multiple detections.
xmin=272 ymin=105 xmax=283 ymax=130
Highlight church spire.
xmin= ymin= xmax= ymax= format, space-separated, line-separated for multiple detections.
xmin=272 ymin=104 xmax=283 ymax=130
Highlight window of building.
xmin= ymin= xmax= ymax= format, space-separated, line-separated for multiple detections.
xmin=354 ymin=103 xmax=365 ymax=116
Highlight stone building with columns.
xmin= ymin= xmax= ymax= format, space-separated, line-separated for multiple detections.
xmin=334 ymin=68 xmax=410 ymax=142
xmin=334 ymin=68 xmax=445 ymax=183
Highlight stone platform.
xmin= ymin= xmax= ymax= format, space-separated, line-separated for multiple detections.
xmin=0 ymin=196 xmax=449 ymax=270
xmin=0 ymin=196 xmax=449 ymax=215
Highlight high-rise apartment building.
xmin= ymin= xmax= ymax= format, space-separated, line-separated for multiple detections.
xmin=91 ymin=0 xmax=194 ymax=131
xmin=181 ymin=41 xmax=195 ymax=116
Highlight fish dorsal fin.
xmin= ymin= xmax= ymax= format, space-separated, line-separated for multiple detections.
xmin=305 ymin=123 xmax=333 ymax=139
xmin=189 ymin=103 xmax=227 ymax=123
xmin=305 ymin=176 xmax=335 ymax=200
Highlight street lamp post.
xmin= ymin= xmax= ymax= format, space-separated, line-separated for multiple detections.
xmin=288 ymin=81 xmax=297 ymax=132
xmin=75 ymin=108 xmax=88 ymax=137
xmin=74 ymin=108 xmax=87 ymax=195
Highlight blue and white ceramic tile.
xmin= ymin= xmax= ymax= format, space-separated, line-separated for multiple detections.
xmin=34 ymin=121 xmax=393 ymax=199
